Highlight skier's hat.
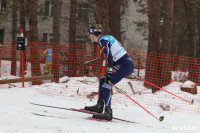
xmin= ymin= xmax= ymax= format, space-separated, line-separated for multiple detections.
xmin=88 ymin=27 xmax=102 ymax=35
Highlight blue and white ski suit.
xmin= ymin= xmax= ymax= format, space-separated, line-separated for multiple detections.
xmin=98 ymin=35 xmax=134 ymax=107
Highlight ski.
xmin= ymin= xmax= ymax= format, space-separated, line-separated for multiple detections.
xmin=32 ymin=112 xmax=66 ymax=119
xmin=32 ymin=112 xmax=115 ymax=122
xmin=29 ymin=102 xmax=163 ymax=128
xmin=29 ymin=102 xmax=137 ymax=124
xmin=85 ymin=117 xmax=117 ymax=123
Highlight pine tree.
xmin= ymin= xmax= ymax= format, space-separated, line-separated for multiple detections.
xmin=52 ymin=0 xmax=61 ymax=81
xmin=11 ymin=0 xmax=17 ymax=76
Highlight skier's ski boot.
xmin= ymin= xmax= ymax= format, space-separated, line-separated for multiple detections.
xmin=84 ymin=99 xmax=104 ymax=113
xmin=92 ymin=106 xmax=112 ymax=121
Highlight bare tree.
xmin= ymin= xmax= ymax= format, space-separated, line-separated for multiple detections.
xmin=0 ymin=0 xmax=11 ymax=26
xmin=0 ymin=45 xmax=4 ymax=78
xmin=52 ymin=0 xmax=61 ymax=81
xmin=67 ymin=0 xmax=77 ymax=77
xmin=196 ymin=0 xmax=200 ymax=84
xmin=29 ymin=0 xmax=41 ymax=84
xmin=184 ymin=0 xmax=196 ymax=82
xmin=197 ymin=1 xmax=200 ymax=58
xmin=19 ymin=0 xmax=26 ymax=36
xmin=95 ymin=0 xmax=110 ymax=34
xmin=145 ymin=0 xmax=161 ymax=92
xmin=159 ymin=0 xmax=174 ymax=87
xmin=171 ymin=0 xmax=179 ymax=71
xmin=94 ymin=0 xmax=110 ymax=78
xmin=109 ymin=0 xmax=121 ymax=42
xmin=11 ymin=0 xmax=18 ymax=76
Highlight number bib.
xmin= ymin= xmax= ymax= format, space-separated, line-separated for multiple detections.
xmin=99 ymin=35 xmax=127 ymax=61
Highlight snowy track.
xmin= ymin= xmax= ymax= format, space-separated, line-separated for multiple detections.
xmin=0 ymin=86 xmax=200 ymax=133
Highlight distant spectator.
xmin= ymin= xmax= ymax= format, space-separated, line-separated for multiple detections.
xmin=43 ymin=48 xmax=52 ymax=75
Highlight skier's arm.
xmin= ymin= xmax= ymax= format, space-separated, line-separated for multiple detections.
xmin=99 ymin=40 xmax=113 ymax=73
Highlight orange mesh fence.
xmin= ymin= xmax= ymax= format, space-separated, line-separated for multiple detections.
xmin=0 ymin=42 xmax=200 ymax=114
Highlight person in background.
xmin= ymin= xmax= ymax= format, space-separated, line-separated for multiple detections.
xmin=84 ymin=24 xmax=134 ymax=121
xmin=43 ymin=47 xmax=52 ymax=75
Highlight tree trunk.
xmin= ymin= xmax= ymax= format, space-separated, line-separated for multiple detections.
xmin=95 ymin=0 xmax=110 ymax=79
xmin=159 ymin=0 xmax=174 ymax=87
xmin=95 ymin=0 xmax=110 ymax=35
xmin=67 ymin=0 xmax=77 ymax=77
xmin=52 ymin=0 xmax=61 ymax=81
xmin=171 ymin=0 xmax=179 ymax=71
xmin=109 ymin=0 xmax=121 ymax=42
xmin=0 ymin=45 xmax=4 ymax=78
xmin=145 ymin=0 xmax=161 ymax=92
xmin=161 ymin=0 xmax=174 ymax=55
xmin=11 ymin=0 xmax=18 ymax=76
xmin=29 ymin=0 xmax=41 ymax=84
xmin=184 ymin=0 xmax=196 ymax=82
xmin=196 ymin=0 xmax=200 ymax=85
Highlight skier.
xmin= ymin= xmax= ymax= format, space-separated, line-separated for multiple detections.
xmin=84 ymin=24 xmax=134 ymax=121
xmin=43 ymin=47 xmax=52 ymax=75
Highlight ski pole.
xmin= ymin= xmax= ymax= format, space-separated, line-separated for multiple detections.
xmin=132 ymin=75 xmax=194 ymax=104
xmin=114 ymin=86 xmax=164 ymax=122
xmin=84 ymin=58 xmax=102 ymax=64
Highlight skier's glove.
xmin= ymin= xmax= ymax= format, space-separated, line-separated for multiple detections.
xmin=105 ymin=73 xmax=112 ymax=84
xmin=107 ymin=67 xmax=113 ymax=73
xmin=113 ymin=62 xmax=117 ymax=69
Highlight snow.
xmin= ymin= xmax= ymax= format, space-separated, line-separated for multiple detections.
xmin=0 ymin=86 xmax=199 ymax=133
xmin=1 ymin=60 xmax=200 ymax=133
xmin=181 ymin=80 xmax=196 ymax=88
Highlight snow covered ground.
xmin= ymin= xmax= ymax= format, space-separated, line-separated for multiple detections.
xmin=0 ymin=60 xmax=200 ymax=133
xmin=0 ymin=86 xmax=199 ymax=133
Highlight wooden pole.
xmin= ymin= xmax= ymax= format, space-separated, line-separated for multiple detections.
xmin=0 ymin=75 xmax=54 ymax=84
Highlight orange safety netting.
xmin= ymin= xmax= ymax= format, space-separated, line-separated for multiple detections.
xmin=0 ymin=42 xmax=200 ymax=114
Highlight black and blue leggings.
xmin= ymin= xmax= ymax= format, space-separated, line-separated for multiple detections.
xmin=99 ymin=57 xmax=134 ymax=107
